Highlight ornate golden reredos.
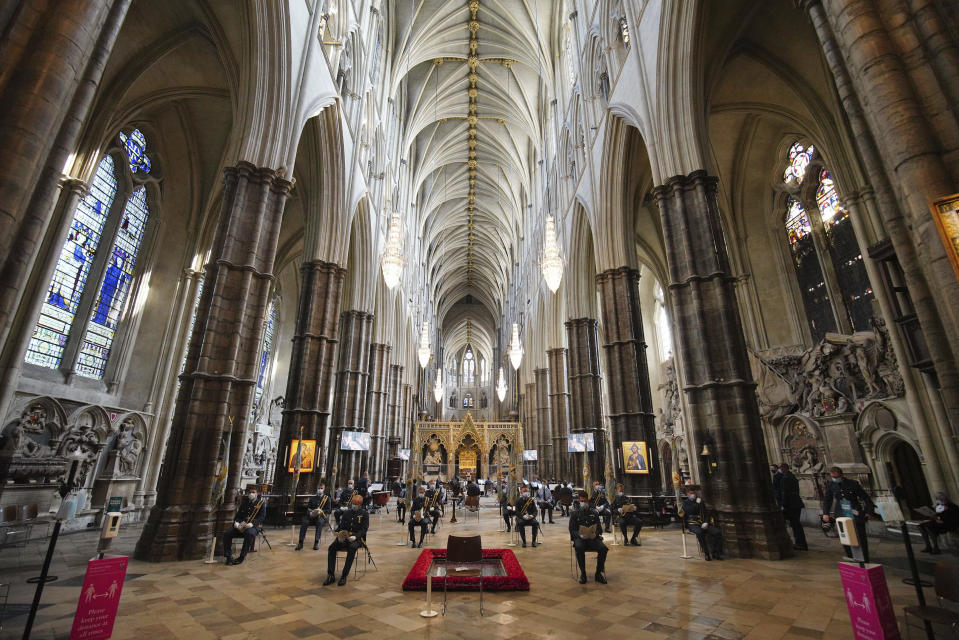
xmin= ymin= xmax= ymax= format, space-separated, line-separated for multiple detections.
xmin=453 ymin=412 xmax=482 ymax=450
xmin=419 ymin=431 xmax=450 ymax=451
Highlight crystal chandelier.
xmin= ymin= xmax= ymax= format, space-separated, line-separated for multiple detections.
xmin=433 ymin=368 xmax=444 ymax=403
xmin=507 ymin=323 xmax=524 ymax=369
xmin=541 ymin=214 xmax=563 ymax=292
xmin=381 ymin=211 xmax=405 ymax=289
xmin=496 ymin=367 xmax=508 ymax=402
xmin=417 ymin=321 xmax=431 ymax=368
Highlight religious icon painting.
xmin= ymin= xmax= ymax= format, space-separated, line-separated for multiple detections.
xmin=622 ymin=441 xmax=649 ymax=474
xmin=287 ymin=439 xmax=317 ymax=473
xmin=930 ymin=192 xmax=959 ymax=281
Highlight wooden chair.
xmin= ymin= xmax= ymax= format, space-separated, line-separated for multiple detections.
xmin=904 ymin=562 xmax=959 ymax=638
xmin=443 ymin=534 xmax=484 ymax=615
xmin=464 ymin=496 xmax=480 ymax=521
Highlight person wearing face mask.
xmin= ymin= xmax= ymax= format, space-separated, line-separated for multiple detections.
xmin=678 ymin=486 xmax=723 ymax=561
xmin=324 ymin=495 xmax=369 ymax=586
xmin=335 ymin=480 xmax=358 ymax=526
xmin=591 ymin=481 xmax=612 ymax=532
xmin=611 ymin=482 xmax=642 ymax=546
xmin=425 ymin=483 xmax=442 ymax=533
xmin=515 ymin=485 xmax=540 ymax=547
xmin=535 ymin=480 xmax=555 ymax=524
xmin=822 ymin=466 xmax=876 ymax=562
xmin=500 ymin=483 xmax=515 ymax=531
xmin=223 ymin=487 xmax=266 ymax=565
xmin=408 ymin=487 xmax=430 ymax=547
xmin=919 ymin=492 xmax=959 ymax=555
xmin=297 ymin=483 xmax=332 ymax=551
xmin=569 ymin=492 xmax=608 ymax=583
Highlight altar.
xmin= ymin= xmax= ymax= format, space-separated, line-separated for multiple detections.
xmin=414 ymin=414 xmax=523 ymax=481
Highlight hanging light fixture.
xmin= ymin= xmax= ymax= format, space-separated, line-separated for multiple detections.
xmin=507 ymin=323 xmax=524 ymax=369
xmin=417 ymin=321 xmax=431 ymax=368
xmin=496 ymin=366 xmax=508 ymax=402
xmin=541 ymin=214 xmax=563 ymax=292
xmin=381 ymin=211 xmax=405 ymax=289
xmin=433 ymin=368 xmax=444 ymax=403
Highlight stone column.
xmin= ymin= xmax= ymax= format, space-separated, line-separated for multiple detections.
xmin=548 ymin=349 xmax=575 ymax=482
xmin=273 ymin=260 xmax=345 ymax=496
xmin=385 ymin=364 xmax=403 ymax=475
xmin=565 ymin=318 xmax=606 ymax=482
xmin=533 ymin=369 xmax=550 ymax=479
xmin=524 ymin=382 xmax=537 ymax=474
xmin=654 ymin=170 xmax=792 ymax=560
xmin=135 ymin=162 xmax=291 ymax=562
xmin=328 ymin=311 xmax=373 ymax=483
xmin=400 ymin=382 xmax=412 ymax=473
xmin=0 ymin=0 xmax=131 ymax=425
xmin=365 ymin=343 xmax=391 ymax=478
xmin=595 ymin=267 xmax=661 ymax=494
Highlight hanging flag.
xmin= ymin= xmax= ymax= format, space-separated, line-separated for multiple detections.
xmin=211 ymin=418 xmax=234 ymax=506
xmin=289 ymin=427 xmax=304 ymax=506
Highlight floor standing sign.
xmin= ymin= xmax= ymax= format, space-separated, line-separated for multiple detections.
xmin=70 ymin=555 xmax=128 ymax=639
xmin=838 ymin=562 xmax=901 ymax=640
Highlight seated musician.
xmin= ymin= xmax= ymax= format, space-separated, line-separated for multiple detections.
xmin=395 ymin=480 xmax=407 ymax=523
xmin=324 ymin=495 xmax=369 ymax=586
xmin=425 ymin=485 xmax=442 ymax=534
xmin=556 ymin=482 xmax=573 ymax=517
xmin=569 ymin=492 xmax=608 ymax=584
xmin=611 ymin=482 xmax=641 ymax=546
xmin=296 ymin=483 xmax=331 ymax=551
xmin=223 ymin=487 xmax=266 ymax=565
xmin=591 ymin=481 xmax=613 ymax=532
xmin=334 ymin=481 xmax=357 ymax=527
xmin=407 ymin=486 xmax=430 ymax=547
xmin=515 ymin=484 xmax=540 ymax=547
xmin=678 ymin=486 xmax=723 ymax=560
xmin=500 ymin=486 xmax=515 ymax=532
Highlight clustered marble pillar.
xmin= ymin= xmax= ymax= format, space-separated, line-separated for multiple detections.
xmin=524 ymin=382 xmax=537 ymax=475
xmin=546 ymin=349 xmax=572 ymax=482
xmin=386 ymin=364 xmax=404 ymax=475
xmin=533 ymin=368 xmax=551 ymax=479
xmin=595 ymin=267 xmax=661 ymax=494
xmin=135 ymin=162 xmax=291 ymax=562
xmin=328 ymin=311 xmax=373 ymax=484
xmin=365 ymin=343 xmax=391 ymax=479
xmin=272 ymin=260 xmax=345 ymax=498
xmin=566 ymin=318 xmax=605 ymax=482
xmin=654 ymin=170 xmax=792 ymax=560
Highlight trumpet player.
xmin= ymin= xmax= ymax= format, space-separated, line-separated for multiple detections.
xmin=324 ymin=495 xmax=368 ymax=586
xmin=223 ymin=487 xmax=265 ymax=565
xmin=408 ymin=486 xmax=430 ymax=547
xmin=611 ymin=483 xmax=641 ymax=546
xmin=296 ymin=483 xmax=331 ymax=551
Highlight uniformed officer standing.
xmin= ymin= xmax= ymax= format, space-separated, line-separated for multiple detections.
xmin=611 ymin=482 xmax=641 ymax=545
xmin=296 ymin=483 xmax=332 ymax=550
xmin=324 ymin=495 xmax=369 ymax=586
xmin=569 ymin=493 xmax=608 ymax=583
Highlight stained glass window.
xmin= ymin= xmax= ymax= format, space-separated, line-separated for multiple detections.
xmin=653 ymin=282 xmax=672 ymax=362
xmin=785 ymin=197 xmax=812 ymax=245
xmin=76 ymin=186 xmax=150 ymax=378
xmin=254 ymin=300 xmax=277 ymax=412
xmin=620 ymin=18 xmax=630 ymax=46
xmin=463 ymin=349 xmax=475 ymax=385
xmin=565 ymin=29 xmax=576 ymax=87
xmin=783 ymin=142 xmax=814 ymax=185
xmin=118 ymin=129 xmax=151 ymax=174
xmin=26 ymin=156 xmax=118 ymax=368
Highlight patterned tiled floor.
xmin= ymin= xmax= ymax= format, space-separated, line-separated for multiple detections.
xmin=1 ymin=498 xmax=954 ymax=639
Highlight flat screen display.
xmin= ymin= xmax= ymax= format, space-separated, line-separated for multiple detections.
xmin=567 ymin=432 xmax=595 ymax=452
xmin=340 ymin=431 xmax=371 ymax=451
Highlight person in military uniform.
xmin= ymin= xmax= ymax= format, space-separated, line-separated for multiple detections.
xmin=334 ymin=481 xmax=357 ymax=527
xmin=324 ymin=495 xmax=369 ymax=586
xmin=223 ymin=487 xmax=266 ymax=565
xmin=408 ymin=486 xmax=430 ymax=547
xmin=678 ymin=487 xmax=723 ymax=560
xmin=356 ymin=471 xmax=370 ymax=508
xmin=779 ymin=463 xmax=807 ymax=551
xmin=425 ymin=484 xmax=442 ymax=534
xmin=535 ymin=481 xmax=555 ymax=524
xmin=569 ymin=492 xmax=608 ymax=583
xmin=296 ymin=483 xmax=332 ymax=550
xmin=611 ymin=482 xmax=641 ymax=546
xmin=500 ymin=485 xmax=515 ymax=531
xmin=822 ymin=466 xmax=876 ymax=562
xmin=591 ymin=481 xmax=612 ymax=532
xmin=394 ymin=478 xmax=407 ymax=523
xmin=515 ymin=485 xmax=540 ymax=547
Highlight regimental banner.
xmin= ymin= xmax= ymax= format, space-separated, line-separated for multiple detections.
xmin=70 ymin=555 xmax=128 ymax=639
xmin=837 ymin=562 xmax=901 ymax=639
xmin=931 ymin=192 xmax=959 ymax=280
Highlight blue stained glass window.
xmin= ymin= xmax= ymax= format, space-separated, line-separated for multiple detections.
xmin=785 ymin=197 xmax=811 ymax=245
xmin=783 ymin=142 xmax=814 ymax=185
xmin=26 ymin=155 xmax=118 ymax=368
xmin=76 ymin=186 xmax=150 ymax=379
xmin=118 ymin=129 xmax=151 ymax=174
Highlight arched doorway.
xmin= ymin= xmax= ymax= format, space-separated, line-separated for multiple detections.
xmin=888 ymin=440 xmax=931 ymax=510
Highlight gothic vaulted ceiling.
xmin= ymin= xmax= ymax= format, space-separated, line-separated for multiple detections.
xmin=391 ymin=0 xmax=559 ymax=333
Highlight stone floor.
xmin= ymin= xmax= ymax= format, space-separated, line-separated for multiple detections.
xmin=1 ymin=497 xmax=956 ymax=639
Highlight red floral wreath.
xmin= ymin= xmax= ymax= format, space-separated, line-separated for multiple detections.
xmin=401 ymin=548 xmax=530 ymax=591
